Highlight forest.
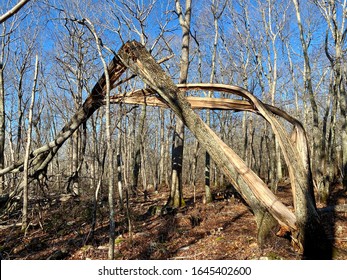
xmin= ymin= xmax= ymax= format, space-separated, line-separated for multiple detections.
xmin=0 ymin=0 xmax=347 ymax=260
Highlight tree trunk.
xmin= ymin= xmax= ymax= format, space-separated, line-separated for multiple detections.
xmin=0 ymin=62 xmax=5 ymax=194
xmin=16 ymin=78 xmax=23 ymax=160
xmin=132 ymin=105 xmax=146 ymax=194
xmin=22 ymin=55 xmax=39 ymax=231
xmin=191 ymin=140 xmax=199 ymax=203
xmin=292 ymin=0 xmax=321 ymax=188
xmin=117 ymin=128 xmax=123 ymax=210
xmin=168 ymin=0 xmax=192 ymax=208
xmin=327 ymin=93 xmax=338 ymax=185
xmin=70 ymin=130 xmax=79 ymax=196
xmin=169 ymin=120 xmax=185 ymax=207
xmin=159 ymin=108 xmax=165 ymax=186
xmin=334 ymin=46 xmax=347 ymax=190
xmin=140 ymin=132 xmax=148 ymax=200
xmin=86 ymin=19 xmax=116 ymax=260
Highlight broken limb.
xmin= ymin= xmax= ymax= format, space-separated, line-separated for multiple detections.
xmin=118 ymin=40 xmax=296 ymax=239
xmin=117 ymin=40 xmax=331 ymax=258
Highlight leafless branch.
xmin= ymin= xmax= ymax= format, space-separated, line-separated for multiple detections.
xmin=0 ymin=0 xmax=31 ymax=24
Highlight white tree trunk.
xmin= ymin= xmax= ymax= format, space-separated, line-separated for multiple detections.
xmin=22 ymin=55 xmax=39 ymax=231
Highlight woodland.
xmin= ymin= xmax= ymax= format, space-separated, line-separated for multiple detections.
xmin=0 ymin=0 xmax=347 ymax=260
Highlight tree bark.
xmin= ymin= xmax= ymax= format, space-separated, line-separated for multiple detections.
xmin=0 ymin=61 xmax=5 ymax=194
xmin=168 ymin=0 xmax=192 ymax=208
xmin=85 ymin=18 xmax=116 ymax=260
xmin=159 ymin=108 xmax=165 ymax=186
xmin=117 ymin=128 xmax=123 ymax=210
xmin=22 ymin=55 xmax=39 ymax=231
xmin=292 ymin=0 xmax=321 ymax=189
xmin=132 ymin=106 xmax=146 ymax=194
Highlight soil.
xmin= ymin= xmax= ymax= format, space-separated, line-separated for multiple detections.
xmin=1 ymin=183 xmax=346 ymax=260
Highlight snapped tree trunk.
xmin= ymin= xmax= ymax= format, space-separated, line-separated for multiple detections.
xmin=118 ymin=40 xmax=331 ymax=258
xmin=118 ymin=40 xmax=290 ymax=243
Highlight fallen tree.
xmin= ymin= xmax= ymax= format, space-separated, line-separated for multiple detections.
xmin=113 ymin=83 xmax=321 ymax=256
xmin=117 ymin=40 xmax=331 ymax=259
xmin=0 ymin=40 xmax=332 ymax=259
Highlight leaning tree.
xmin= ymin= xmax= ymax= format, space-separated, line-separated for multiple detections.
xmin=0 ymin=40 xmax=332 ymax=259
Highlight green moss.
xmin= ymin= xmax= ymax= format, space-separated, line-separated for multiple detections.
xmin=81 ymin=245 xmax=93 ymax=252
xmin=215 ymin=237 xmax=225 ymax=242
xmin=115 ymin=236 xmax=125 ymax=245
xmin=265 ymin=252 xmax=284 ymax=260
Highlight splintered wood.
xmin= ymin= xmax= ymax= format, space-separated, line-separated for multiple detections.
xmin=117 ymin=40 xmax=298 ymax=231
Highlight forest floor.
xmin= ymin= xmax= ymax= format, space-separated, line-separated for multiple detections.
xmin=1 ymin=182 xmax=347 ymax=260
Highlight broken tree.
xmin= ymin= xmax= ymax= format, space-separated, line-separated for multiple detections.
xmin=0 ymin=40 xmax=331 ymax=259
xmin=117 ymin=40 xmax=331 ymax=259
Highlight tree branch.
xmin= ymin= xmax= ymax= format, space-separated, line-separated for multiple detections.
xmin=0 ymin=0 xmax=31 ymax=24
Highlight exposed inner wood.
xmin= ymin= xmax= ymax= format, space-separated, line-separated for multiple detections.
xmin=118 ymin=40 xmax=298 ymax=231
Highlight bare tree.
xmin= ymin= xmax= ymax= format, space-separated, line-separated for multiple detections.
xmin=0 ymin=39 xmax=5 ymax=195
xmin=159 ymin=107 xmax=166 ymax=186
xmin=81 ymin=17 xmax=116 ymax=260
xmin=314 ymin=0 xmax=347 ymax=191
xmin=0 ymin=5 xmax=34 ymax=195
xmin=22 ymin=54 xmax=39 ymax=231
xmin=292 ymin=0 xmax=322 ymax=186
xmin=203 ymin=0 xmax=227 ymax=203
xmin=53 ymin=19 xmax=92 ymax=196
xmin=168 ymin=0 xmax=192 ymax=208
